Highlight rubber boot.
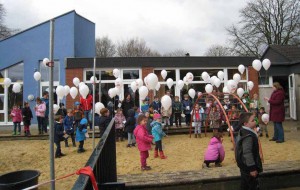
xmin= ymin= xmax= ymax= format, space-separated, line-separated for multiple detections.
xmin=65 ymin=140 xmax=69 ymax=147
xmin=159 ymin=151 xmax=167 ymax=159
xmin=154 ymin=150 xmax=159 ymax=158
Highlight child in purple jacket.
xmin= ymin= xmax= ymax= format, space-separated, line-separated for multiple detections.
xmin=203 ymin=132 xmax=225 ymax=168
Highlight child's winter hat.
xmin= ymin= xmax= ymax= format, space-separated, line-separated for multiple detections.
xmin=153 ymin=113 xmax=161 ymax=120
xmin=74 ymin=101 xmax=80 ymax=106
xmin=80 ymin=118 xmax=88 ymax=125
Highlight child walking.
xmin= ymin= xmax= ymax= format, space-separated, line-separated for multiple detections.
xmin=203 ymin=132 xmax=225 ymax=168
xmin=22 ymin=102 xmax=33 ymax=136
xmin=209 ymin=105 xmax=221 ymax=134
xmin=64 ymin=109 xmax=76 ymax=147
xmin=191 ymin=104 xmax=204 ymax=138
xmin=54 ymin=116 xmax=66 ymax=158
xmin=114 ymin=108 xmax=126 ymax=141
xmin=173 ymin=96 xmax=183 ymax=127
xmin=134 ymin=114 xmax=154 ymax=171
xmin=76 ymin=118 xmax=88 ymax=153
xmin=124 ymin=109 xmax=136 ymax=147
xmin=151 ymin=113 xmax=167 ymax=159
xmin=10 ymin=104 xmax=22 ymax=135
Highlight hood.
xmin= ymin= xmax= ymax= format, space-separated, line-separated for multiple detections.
xmin=209 ymin=137 xmax=221 ymax=145
xmin=80 ymin=118 xmax=88 ymax=125
xmin=127 ymin=109 xmax=135 ymax=117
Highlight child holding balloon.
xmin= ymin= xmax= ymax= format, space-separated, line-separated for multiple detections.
xmin=258 ymin=107 xmax=269 ymax=138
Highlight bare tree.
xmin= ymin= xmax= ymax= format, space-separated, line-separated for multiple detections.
xmin=163 ymin=49 xmax=188 ymax=56
xmin=0 ymin=3 xmax=11 ymax=40
xmin=227 ymin=0 xmax=300 ymax=56
xmin=95 ymin=36 xmax=116 ymax=57
xmin=204 ymin=45 xmax=234 ymax=56
xmin=116 ymin=37 xmax=161 ymax=57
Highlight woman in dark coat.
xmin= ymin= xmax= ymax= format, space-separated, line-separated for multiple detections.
xmin=121 ymin=94 xmax=134 ymax=119
xmin=264 ymin=82 xmax=285 ymax=143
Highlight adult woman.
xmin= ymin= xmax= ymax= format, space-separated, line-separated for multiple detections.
xmin=121 ymin=93 xmax=134 ymax=119
xmin=264 ymin=82 xmax=285 ymax=143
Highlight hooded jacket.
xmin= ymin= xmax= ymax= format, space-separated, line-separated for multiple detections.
xmin=134 ymin=124 xmax=153 ymax=151
xmin=11 ymin=108 xmax=22 ymax=123
xmin=114 ymin=113 xmax=126 ymax=129
xmin=76 ymin=118 xmax=88 ymax=142
xmin=204 ymin=137 xmax=225 ymax=162
xmin=151 ymin=121 xmax=166 ymax=142
xmin=22 ymin=106 xmax=33 ymax=125
xmin=35 ymin=102 xmax=46 ymax=117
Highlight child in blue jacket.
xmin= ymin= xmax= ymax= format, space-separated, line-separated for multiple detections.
xmin=63 ymin=109 xmax=76 ymax=147
xmin=151 ymin=113 xmax=167 ymax=159
xmin=76 ymin=118 xmax=88 ymax=153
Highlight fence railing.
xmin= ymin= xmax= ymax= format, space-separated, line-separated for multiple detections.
xmin=72 ymin=119 xmax=125 ymax=190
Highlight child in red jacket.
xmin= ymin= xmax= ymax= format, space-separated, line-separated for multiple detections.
xmin=134 ymin=114 xmax=154 ymax=171
xmin=10 ymin=104 xmax=22 ymax=135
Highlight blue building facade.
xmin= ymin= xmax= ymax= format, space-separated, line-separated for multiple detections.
xmin=0 ymin=10 xmax=95 ymax=124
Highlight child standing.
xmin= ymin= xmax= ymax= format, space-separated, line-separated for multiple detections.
xmin=150 ymin=96 xmax=161 ymax=114
xmin=151 ymin=113 xmax=167 ymax=159
xmin=10 ymin=104 xmax=22 ymax=135
xmin=134 ymin=114 xmax=154 ymax=171
xmin=22 ymin=102 xmax=33 ymax=136
xmin=73 ymin=101 xmax=83 ymax=132
xmin=124 ymin=109 xmax=136 ymax=147
xmin=35 ymin=97 xmax=46 ymax=135
xmin=145 ymin=111 xmax=153 ymax=135
xmin=114 ymin=108 xmax=126 ymax=141
xmin=161 ymin=105 xmax=172 ymax=128
xmin=141 ymin=97 xmax=150 ymax=113
xmin=76 ymin=118 xmax=88 ymax=153
xmin=56 ymin=103 xmax=67 ymax=118
xmin=173 ymin=96 xmax=183 ymax=127
xmin=64 ymin=109 xmax=76 ymax=147
xmin=54 ymin=116 xmax=66 ymax=158
xmin=258 ymin=107 xmax=269 ymax=138
xmin=209 ymin=105 xmax=221 ymax=134
xmin=203 ymin=132 xmax=225 ymax=168
xmin=98 ymin=108 xmax=111 ymax=138
xmin=191 ymin=104 xmax=204 ymax=138
xmin=182 ymin=94 xmax=193 ymax=126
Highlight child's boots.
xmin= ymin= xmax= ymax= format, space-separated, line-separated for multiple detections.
xmin=65 ymin=140 xmax=69 ymax=147
xmin=72 ymin=139 xmax=76 ymax=147
xmin=159 ymin=151 xmax=167 ymax=159
xmin=154 ymin=150 xmax=159 ymax=158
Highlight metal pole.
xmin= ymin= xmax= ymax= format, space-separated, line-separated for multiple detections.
xmin=49 ymin=19 xmax=55 ymax=190
xmin=92 ymin=57 xmax=96 ymax=149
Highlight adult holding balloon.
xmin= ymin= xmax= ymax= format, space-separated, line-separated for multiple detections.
xmin=264 ymin=82 xmax=285 ymax=143
xmin=80 ymin=91 xmax=93 ymax=130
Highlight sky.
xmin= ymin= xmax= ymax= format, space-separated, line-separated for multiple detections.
xmin=1 ymin=0 xmax=247 ymax=55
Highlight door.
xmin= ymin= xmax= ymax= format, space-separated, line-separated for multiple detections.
xmin=289 ymin=74 xmax=297 ymax=120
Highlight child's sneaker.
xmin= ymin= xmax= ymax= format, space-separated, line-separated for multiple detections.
xmin=12 ymin=132 xmax=16 ymax=136
xmin=126 ymin=144 xmax=131 ymax=148
xmin=141 ymin=166 xmax=151 ymax=171
xmin=131 ymin=143 xmax=136 ymax=147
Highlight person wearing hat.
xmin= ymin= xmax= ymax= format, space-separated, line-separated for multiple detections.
xmin=76 ymin=118 xmax=88 ymax=153
xmin=151 ymin=113 xmax=167 ymax=159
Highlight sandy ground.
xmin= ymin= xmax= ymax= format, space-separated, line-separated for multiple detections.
xmin=0 ymin=121 xmax=300 ymax=189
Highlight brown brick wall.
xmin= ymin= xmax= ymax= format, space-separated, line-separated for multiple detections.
xmin=65 ymin=68 xmax=83 ymax=108
xmin=248 ymin=66 xmax=259 ymax=97
xmin=142 ymin=67 xmax=154 ymax=101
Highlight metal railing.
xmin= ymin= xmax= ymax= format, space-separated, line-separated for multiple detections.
xmin=72 ymin=119 xmax=125 ymax=190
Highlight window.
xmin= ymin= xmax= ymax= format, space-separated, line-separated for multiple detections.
xmin=8 ymin=63 xmax=24 ymax=82
xmin=154 ymin=69 xmax=176 ymax=81
xmin=123 ymin=69 xmax=139 ymax=79
xmin=101 ymin=69 xmax=115 ymax=81
xmin=180 ymin=69 xmax=220 ymax=81
xmin=258 ymin=76 xmax=271 ymax=86
xmin=228 ymin=69 xmax=247 ymax=80
xmin=85 ymin=71 xmax=100 ymax=81
xmin=40 ymin=60 xmax=60 ymax=82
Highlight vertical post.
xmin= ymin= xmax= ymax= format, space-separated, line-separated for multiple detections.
xmin=92 ymin=57 xmax=96 ymax=149
xmin=49 ymin=19 xmax=55 ymax=190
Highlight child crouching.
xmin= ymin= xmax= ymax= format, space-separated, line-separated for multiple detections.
xmin=76 ymin=118 xmax=88 ymax=153
xmin=203 ymin=132 xmax=225 ymax=168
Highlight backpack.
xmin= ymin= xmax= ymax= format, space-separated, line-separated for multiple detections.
xmin=235 ymin=132 xmax=251 ymax=170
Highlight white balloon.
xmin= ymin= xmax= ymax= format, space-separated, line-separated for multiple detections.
xmin=114 ymin=87 xmax=122 ymax=95
xmin=262 ymin=59 xmax=271 ymax=70
xmin=95 ymin=102 xmax=105 ymax=115
xmin=28 ymin=94 xmax=35 ymax=101
xmin=144 ymin=75 xmax=149 ymax=88
xmin=227 ymin=80 xmax=237 ymax=93
xmin=252 ymin=59 xmax=262 ymax=71
xmin=130 ymin=81 xmax=138 ymax=93
xmin=262 ymin=113 xmax=270 ymax=124
xmin=204 ymin=75 xmax=211 ymax=83
xmin=201 ymin=72 xmax=209 ymax=81
xmin=70 ymin=87 xmax=78 ymax=99
xmin=214 ymin=78 xmax=221 ymax=88
xmin=139 ymin=86 xmax=149 ymax=100
xmin=217 ymin=71 xmax=224 ymax=81
xmin=186 ymin=72 xmax=194 ymax=82
xmin=233 ymin=73 xmax=241 ymax=83
xmin=113 ymin=69 xmax=120 ymax=78
xmin=136 ymin=79 xmax=143 ymax=88
xmin=79 ymin=85 xmax=89 ymax=99
xmin=115 ymin=78 xmax=123 ymax=88
xmin=161 ymin=70 xmax=167 ymax=80
xmin=147 ymin=73 xmax=158 ymax=90
xmin=166 ymin=78 xmax=174 ymax=89
xmin=183 ymin=76 xmax=189 ymax=85
xmin=188 ymin=88 xmax=196 ymax=99
xmin=108 ymin=88 xmax=117 ymax=98
xmin=4 ymin=78 xmax=11 ymax=87
xmin=161 ymin=95 xmax=172 ymax=110
xmin=79 ymin=82 xmax=86 ymax=88
xmin=205 ymin=84 xmax=213 ymax=94
xmin=247 ymin=81 xmax=254 ymax=91
xmin=155 ymin=82 xmax=161 ymax=91
xmin=238 ymin=65 xmax=245 ymax=74
xmin=12 ymin=83 xmax=21 ymax=93
xmin=223 ymin=86 xmax=229 ymax=93
xmin=33 ymin=72 xmax=41 ymax=81
xmin=237 ymin=88 xmax=245 ymax=98
xmin=90 ymin=76 xmax=99 ymax=83
xmin=42 ymin=58 xmax=50 ymax=66
xmin=73 ymin=77 xmax=80 ymax=87
xmin=176 ymin=80 xmax=184 ymax=90
xmin=210 ymin=76 xmax=217 ymax=86
xmin=53 ymin=104 xmax=59 ymax=114
xmin=56 ymin=85 xmax=65 ymax=100
xmin=45 ymin=87 xmax=56 ymax=93
xmin=64 ymin=85 xmax=70 ymax=96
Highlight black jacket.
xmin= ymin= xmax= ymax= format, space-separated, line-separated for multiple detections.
xmin=121 ymin=100 xmax=134 ymax=118
xmin=54 ymin=122 xmax=65 ymax=143
xmin=22 ymin=107 xmax=33 ymax=126
xmin=124 ymin=109 xmax=136 ymax=133
xmin=99 ymin=116 xmax=111 ymax=137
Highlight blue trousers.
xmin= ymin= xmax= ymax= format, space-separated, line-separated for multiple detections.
xmin=273 ymin=122 xmax=284 ymax=142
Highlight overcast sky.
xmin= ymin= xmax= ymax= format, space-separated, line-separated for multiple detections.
xmin=1 ymin=0 xmax=247 ymax=55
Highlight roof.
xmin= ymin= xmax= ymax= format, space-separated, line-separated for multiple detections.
xmin=265 ymin=45 xmax=300 ymax=63
xmin=65 ymin=56 xmax=256 ymax=69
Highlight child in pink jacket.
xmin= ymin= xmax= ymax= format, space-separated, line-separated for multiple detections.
xmin=10 ymin=104 xmax=22 ymax=135
xmin=134 ymin=114 xmax=154 ymax=171
xmin=203 ymin=132 xmax=225 ymax=168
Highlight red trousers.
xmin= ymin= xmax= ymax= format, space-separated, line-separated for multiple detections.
xmin=140 ymin=151 xmax=149 ymax=167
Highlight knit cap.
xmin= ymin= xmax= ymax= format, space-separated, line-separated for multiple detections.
xmin=153 ymin=113 xmax=161 ymax=120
